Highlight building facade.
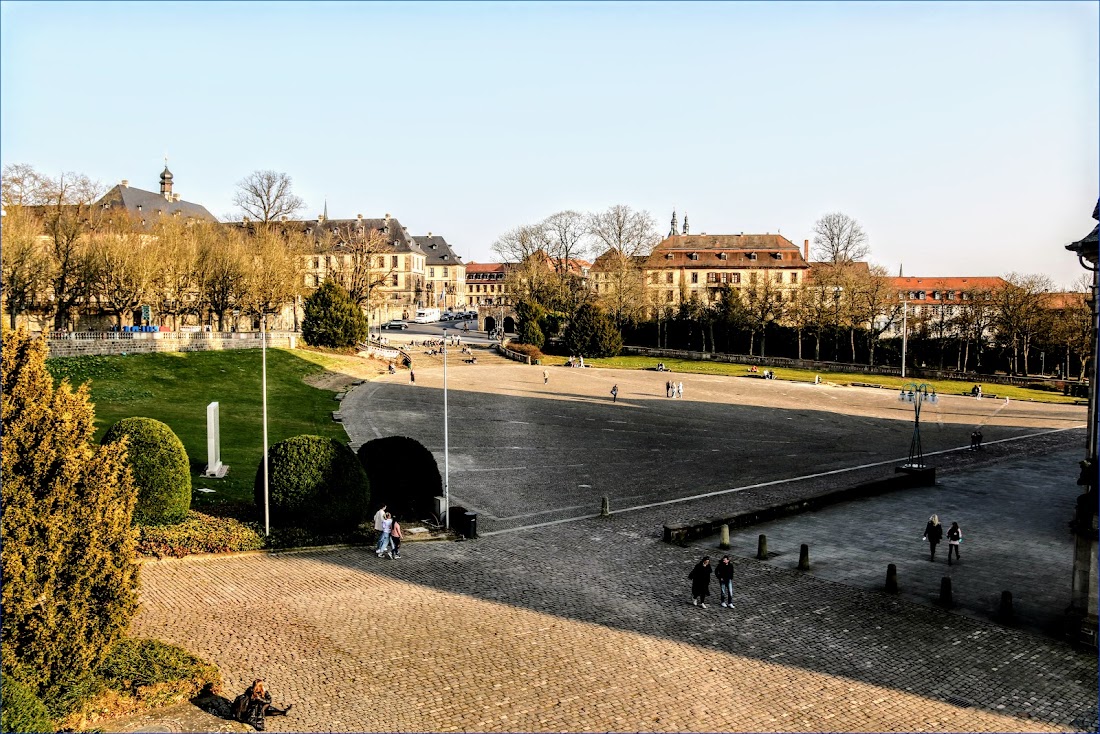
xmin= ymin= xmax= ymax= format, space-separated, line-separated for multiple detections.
xmin=413 ymin=234 xmax=466 ymax=312
xmin=465 ymin=262 xmax=510 ymax=307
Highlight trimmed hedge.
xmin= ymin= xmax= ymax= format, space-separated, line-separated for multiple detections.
xmin=256 ymin=435 xmax=370 ymax=531
xmin=97 ymin=638 xmax=219 ymax=697
xmin=102 ymin=417 xmax=191 ymax=526
xmin=357 ymin=436 xmax=442 ymax=522
xmin=1 ymin=674 xmax=53 ymax=734
xmin=136 ymin=511 xmax=265 ymax=558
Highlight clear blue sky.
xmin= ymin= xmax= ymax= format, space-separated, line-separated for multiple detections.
xmin=2 ymin=1 xmax=1097 ymax=287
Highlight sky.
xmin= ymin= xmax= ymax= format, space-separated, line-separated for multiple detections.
xmin=2 ymin=1 xmax=1097 ymax=288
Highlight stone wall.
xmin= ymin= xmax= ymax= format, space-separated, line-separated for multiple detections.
xmin=45 ymin=331 xmax=298 ymax=358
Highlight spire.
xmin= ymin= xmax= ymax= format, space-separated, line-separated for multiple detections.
xmin=159 ymin=159 xmax=174 ymax=198
xmin=323 ymin=199 xmax=328 ymax=222
xmin=899 ymin=263 xmax=904 ymax=277
xmin=669 ymin=209 xmax=678 ymax=238
xmin=682 ymin=212 xmax=689 ymax=235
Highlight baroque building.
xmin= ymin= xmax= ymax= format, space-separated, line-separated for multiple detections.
xmin=412 ymin=233 xmax=466 ymax=312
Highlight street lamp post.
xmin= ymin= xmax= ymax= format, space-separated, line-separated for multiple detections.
xmin=442 ymin=327 xmax=450 ymax=530
xmin=901 ymin=297 xmax=908 ymax=379
xmin=261 ymin=311 xmax=270 ymax=536
xmin=898 ymin=382 xmax=938 ymax=469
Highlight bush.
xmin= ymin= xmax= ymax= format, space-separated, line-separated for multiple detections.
xmin=97 ymin=638 xmax=219 ymax=697
xmin=102 ymin=417 xmax=191 ymax=526
xmin=256 ymin=435 xmax=369 ymax=531
xmin=563 ymin=304 xmax=623 ymax=358
xmin=504 ymin=342 xmax=544 ymax=359
xmin=1 ymin=674 xmax=53 ymax=734
xmin=301 ymin=280 xmax=369 ymax=349
xmin=357 ymin=436 xmax=442 ymax=521
xmin=2 ymin=328 xmax=138 ymax=695
xmin=136 ymin=511 xmax=265 ymax=558
xmin=517 ymin=319 xmax=545 ymax=349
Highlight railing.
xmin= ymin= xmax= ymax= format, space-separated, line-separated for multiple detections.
xmin=46 ymin=329 xmax=299 ymax=341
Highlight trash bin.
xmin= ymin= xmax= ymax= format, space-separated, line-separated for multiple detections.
xmin=465 ymin=512 xmax=478 ymax=539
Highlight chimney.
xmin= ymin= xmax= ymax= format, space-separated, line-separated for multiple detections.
xmin=121 ymin=179 xmax=129 ymax=188
xmin=384 ymin=212 xmax=391 ymax=220
xmin=318 ymin=213 xmax=325 ymax=223
xmin=803 ymin=239 xmax=809 ymax=260
xmin=281 ymin=215 xmax=288 ymax=222
xmin=243 ymin=215 xmax=250 ymax=223
xmin=173 ymin=193 xmax=181 ymax=202
xmin=357 ymin=213 xmax=363 ymax=222
xmin=428 ymin=231 xmax=432 ymax=237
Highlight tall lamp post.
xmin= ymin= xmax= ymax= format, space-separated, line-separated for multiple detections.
xmin=442 ymin=327 xmax=450 ymax=530
xmin=261 ymin=310 xmax=270 ymax=536
xmin=898 ymin=383 xmax=938 ymax=469
xmin=1065 ymin=200 xmax=1098 ymax=647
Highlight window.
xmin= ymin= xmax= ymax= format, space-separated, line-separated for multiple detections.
xmin=774 ymin=272 xmax=783 ymax=283
xmin=391 ymin=274 xmax=399 ymax=287
xmin=776 ymin=292 xmax=783 ymax=302
xmin=313 ymin=257 xmax=320 ymax=269
xmin=325 ymin=256 xmax=332 ymax=268
xmin=392 ymin=255 xmax=399 ymax=268
xmin=666 ymin=291 xmax=674 ymax=302
xmin=707 ymin=272 xmax=717 ymax=283
xmin=689 ymin=253 xmax=699 ymax=261
xmin=748 ymin=253 xmax=757 ymax=260
xmin=718 ymin=252 xmax=728 ymax=260
xmin=790 ymin=272 xmax=799 ymax=284
xmin=731 ymin=273 xmax=741 ymax=284
xmin=691 ymin=272 xmax=698 ymax=284
xmin=666 ymin=272 xmax=674 ymax=284
xmin=772 ymin=252 xmax=783 ymax=259
xmin=443 ymin=267 xmax=448 ymax=277
xmin=429 ymin=267 xmax=435 ymax=277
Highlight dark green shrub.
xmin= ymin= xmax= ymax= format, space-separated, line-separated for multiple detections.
xmin=563 ymin=304 xmax=623 ymax=358
xmin=1 ymin=674 xmax=53 ymax=733
xmin=302 ymin=280 xmax=369 ymax=348
xmin=255 ymin=435 xmax=369 ymax=531
xmin=357 ymin=436 xmax=442 ymax=521
xmin=97 ymin=638 xmax=219 ymax=697
xmin=517 ymin=319 xmax=545 ymax=349
xmin=504 ymin=342 xmax=544 ymax=359
xmin=102 ymin=417 xmax=191 ymax=526
xmin=2 ymin=328 xmax=138 ymax=695
xmin=136 ymin=511 xmax=265 ymax=558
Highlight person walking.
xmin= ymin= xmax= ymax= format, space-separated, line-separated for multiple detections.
xmin=610 ymin=384 xmax=618 ymax=403
xmin=923 ymin=514 xmax=943 ymax=561
xmin=390 ymin=515 xmax=403 ymax=559
xmin=543 ymin=369 xmax=549 ymax=385
xmin=377 ymin=512 xmax=394 ymax=559
xmin=946 ymin=521 xmax=962 ymax=565
xmin=410 ymin=370 xmax=415 ymax=384
xmin=715 ymin=555 xmax=734 ymax=608
xmin=676 ymin=381 xmax=684 ymax=399
xmin=688 ymin=556 xmax=712 ymax=608
xmin=666 ymin=380 xmax=672 ymax=398
xmin=373 ymin=504 xmax=388 ymax=553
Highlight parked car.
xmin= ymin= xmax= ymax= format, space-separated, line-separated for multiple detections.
xmin=382 ymin=320 xmax=409 ymax=330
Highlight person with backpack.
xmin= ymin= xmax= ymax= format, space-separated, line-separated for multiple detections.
xmin=947 ymin=521 xmax=963 ymax=565
xmin=232 ymin=679 xmax=292 ymax=731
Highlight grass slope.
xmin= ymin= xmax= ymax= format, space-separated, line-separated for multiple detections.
xmin=540 ymin=354 xmax=1082 ymax=404
xmin=47 ymin=349 xmax=351 ymax=508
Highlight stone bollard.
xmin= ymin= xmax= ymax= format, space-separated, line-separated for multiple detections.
xmin=756 ymin=534 xmax=768 ymax=560
xmin=600 ymin=496 xmax=610 ymax=517
xmin=885 ymin=563 xmax=898 ymax=593
xmin=939 ymin=577 xmax=953 ymax=607
xmin=999 ymin=590 xmax=1014 ymax=621
xmin=798 ymin=544 xmax=810 ymax=571
xmin=720 ymin=524 xmax=730 ymax=550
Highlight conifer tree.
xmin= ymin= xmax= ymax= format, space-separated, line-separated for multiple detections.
xmin=1 ymin=328 xmax=138 ymax=694
xmin=301 ymin=279 xmax=369 ymax=348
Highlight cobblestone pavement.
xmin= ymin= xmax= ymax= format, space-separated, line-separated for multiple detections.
xmin=133 ymin=519 xmax=1097 ymax=732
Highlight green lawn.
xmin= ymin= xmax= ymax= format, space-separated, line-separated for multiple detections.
xmin=47 ymin=349 xmax=352 ymax=509
xmin=540 ymin=354 xmax=1082 ymax=404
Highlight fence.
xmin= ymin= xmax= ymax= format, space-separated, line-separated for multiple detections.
xmin=622 ymin=346 xmax=1074 ymax=388
xmin=45 ymin=330 xmax=298 ymax=358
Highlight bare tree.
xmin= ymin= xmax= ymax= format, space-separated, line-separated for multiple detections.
xmin=1049 ymin=275 xmax=1094 ymax=380
xmin=148 ymin=218 xmax=200 ymax=330
xmin=744 ymin=271 xmax=786 ymax=357
xmin=992 ymin=273 xmax=1054 ymax=375
xmin=238 ymin=227 xmax=304 ymax=323
xmin=1 ymin=205 xmax=50 ymax=328
xmin=543 ymin=210 xmax=591 ymax=313
xmin=194 ymin=224 xmax=247 ymax=331
xmin=38 ymin=171 xmax=105 ymax=329
xmin=233 ymin=170 xmax=305 ymax=223
xmin=1 ymin=163 xmax=46 ymax=207
xmin=322 ymin=224 xmax=395 ymax=312
xmin=849 ymin=264 xmax=902 ymax=366
xmin=587 ymin=205 xmax=659 ymax=257
xmin=812 ymin=212 xmax=869 ymax=265
xmin=493 ymin=223 xmax=555 ymax=306
xmin=89 ymin=214 xmax=157 ymax=327
xmin=955 ymin=287 xmax=996 ymax=371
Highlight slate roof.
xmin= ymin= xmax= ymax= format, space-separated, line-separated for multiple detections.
xmin=96 ymin=183 xmax=218 ymax=224
xmin=648 ymin=233 xmax=808 ymax=269
xmin=412 ymin=235 xmax=465 ymax=266
xmin=243 ymin=216 xmax=425 ymax=255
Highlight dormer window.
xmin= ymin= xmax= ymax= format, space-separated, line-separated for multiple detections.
xmin=932 ymin=291 xmax=940 ymax=300
xmin=718 ymin=252 xmax=727 ymax=260
xmin=689 ymin=252 xmax=699 ymax=261
xmin=747 ymin=252 xmax=757 ymax=260
xmin=666 ymin=252 xmax=674 ymax=259
xmin=772 ymin=252 xmax=783 ymax=259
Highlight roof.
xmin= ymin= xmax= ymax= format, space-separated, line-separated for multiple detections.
xmin=647 ymin=233 xmax=808 ymax=269
xmin=465 ymin=261 xmax=507 ymax=274
xmin=247 ymin=216 xmax=425 ymax=255
xmin=590 ymin=249 xmax=649 ymax=270
xmin=412 ymin=235 xmax=465 ymax=266
xmin=891 ymin=276 xmax=1006 ymax=291
xmin=1044 ymin=291 xmax=1088 ymax=310
xmin=96 ymin=183 xmax=218 ymax=224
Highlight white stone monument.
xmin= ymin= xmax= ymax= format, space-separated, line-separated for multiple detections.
xmin=203 ymin=401 xmax=228 ymax=478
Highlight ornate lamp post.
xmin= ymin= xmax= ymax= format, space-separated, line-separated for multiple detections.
xmin=1065 ymin=201 xmax=1098 ymax=648
xmin=898 ymin=383 xmax=938 ymax=469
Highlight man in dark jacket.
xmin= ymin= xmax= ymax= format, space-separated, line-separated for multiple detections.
xmin=688 ymin=556 xmax=712 ymax=608
xmin=715 ymin=555 xmax=735 ymax=608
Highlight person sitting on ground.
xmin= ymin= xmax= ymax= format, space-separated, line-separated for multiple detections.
xmin=232 ymin=679 xmax=292 ymax=731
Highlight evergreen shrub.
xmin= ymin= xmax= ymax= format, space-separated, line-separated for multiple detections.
xmin=1 ymin=674 xmax=53 ymax=734
xmin=301 ymin=280 xmax=369 ymax=348
xmin=255 ymin=435 xmax=369 ymax=531
xmin=357 ymin=436 xmax=442 ymax=521
xmin=102 ymin=417 xmax=191 ymax=526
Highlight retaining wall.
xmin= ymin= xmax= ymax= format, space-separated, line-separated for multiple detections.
xmin=45 ymin=331 xmax=298 ymax=358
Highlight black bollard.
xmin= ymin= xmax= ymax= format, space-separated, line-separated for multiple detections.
xmin=999 ymin=590 xmax=1014 ymax=621
xmin=885 ymin=563 xmax=898 ymax=593
xmin=756 ymin=534 xmax=768 ymax=560
xmin=798 ymin=543 xmax=810 ymax=571
xmin=939 ymin=576 xmax=953 ymax=607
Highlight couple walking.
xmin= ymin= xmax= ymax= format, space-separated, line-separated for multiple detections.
xmin=688 ymin=555 xmax=735 ymax=609
xmin=923 ymin=515 xmax=963 ymax=564
xmin=373 ymin=504 xmax=403 ymax=559
xmin=665 ymin=380 xmax=683 ymax=398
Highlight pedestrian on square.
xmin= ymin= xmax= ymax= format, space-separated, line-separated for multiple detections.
xmin=946 ymin=521 xmax=962 ymax=565
xmin=390 ymin=515 xmax=403 ymax=559
xmin=666 ymin=380 xmax=672 ymax=397
xmin=688 ymin=555 xmax=712 ymax=608
xmin=610 ymin=384 xmax=618 ymax=403
xmin=715 ymin=555 xmax=734 ymax=608
xmin=377 ymin=513 xmax=394 ymax=559
xmin=923 ymin=514 xmax=943 ymax=561
xmin=543 ymin=369 xmax=549 ymax=385
xmin=373 ymin=503 xmax=388 ymax=551
xmin=973 ymin=428 xmax=983 ymax=450
xmin=410 ymin=370 xmax=415 ymax=384
xmin=677 ymin=381 xmax=684 ymax=399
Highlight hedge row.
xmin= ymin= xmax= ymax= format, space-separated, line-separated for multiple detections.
xmin=136 ymin=511 xmax=265 ymax=558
